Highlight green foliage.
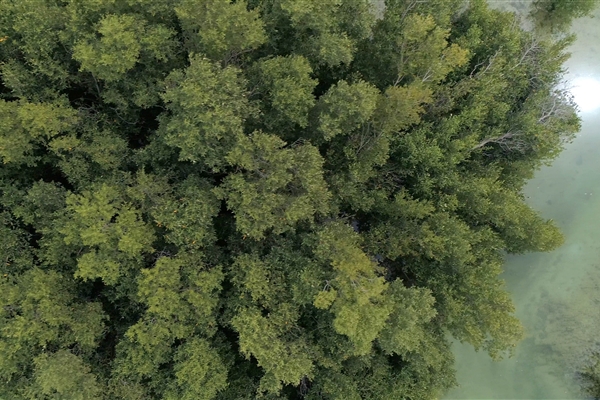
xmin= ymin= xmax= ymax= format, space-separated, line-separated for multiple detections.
xmin=165 ymin=337 xmax=229 ymax=400
xmin=60 ymin=183 xmax=155 ymax=284
xmin=0 ymin=0 xmax=580 ymax=398
xmin=73 ymin=13 xmax=174 ymax=82
xmin=137 ymin=255 xmax=223 ymax=337
xmin=315 ymin=80 xmax=380 ymax=142
xmin=393 ymin=13 xmax=469 ymax=83
xmin=29 ymin=350 xmax=103 ymax=400
xmin=216 ymin=131 xmax=331 ymax=239
xmin=374 ymin=82 xmax=433 ymax=134
xmin=357 ymin=1 xmax=468 ymax=88
xmin=260 ymin=0 xmax=375 ymax=67
xmin=0 ymin=268 xmax=105 ymax=388
xmin=577 ymin=345 xmax=600 ymax=398
xmin=159 ymin=54 xmax=250 ymax=169
xmin=314 ymin=222 xmax=392 ymax=355
xmin=377 ymin=281 xmax=437 ymax=356
xmin=251 ymin=55 xmax=317 ymax=132
xmin=232 ymin=305 xmax=315 ymax=395
xmin=0 ymin=99 xmax=79 ymax=165
xmin=149 ymin=175 xmax=221 ymax=250
xmin=176 ymin=0 xmax=267 ymax=61
xmin=111 ymin=253 xmax=224 ymax=394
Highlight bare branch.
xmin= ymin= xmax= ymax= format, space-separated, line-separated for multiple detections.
xmin=470 ymin=49 xmax=501 ymax=78
xmin=109 ymin=107 xmax=138 ymax=125
xmin=510 ymin=37 xmax=542 ymax=71
xmin=472 ymin=130 xmax=528 ymax=153
xmin=222 ymin=47 xmax=255 ymax=68
xmin=298 ymin=376 xmax=310 ymax=396
xmin=91 ymin=73 xmax=102 ymax=97
xmin=400 ymin=0 xmax=428 ymax=24
xmin=354 ymin=122 xmax=375 ymax=156
xmin=393 ymin=73 xmax=404 ymax=87
xmin=421 ymin=66 xmax=434 ymax=83
xmin=538 ymin=93 xmax=574 ymax=125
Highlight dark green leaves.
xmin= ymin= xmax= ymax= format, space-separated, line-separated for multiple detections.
xmin=251 ymin=55 xmax=317 ymax=131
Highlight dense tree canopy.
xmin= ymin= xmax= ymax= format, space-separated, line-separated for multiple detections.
xmin=0 ymin=0 xmax=582 ymax=399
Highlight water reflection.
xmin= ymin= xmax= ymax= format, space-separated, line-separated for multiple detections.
xmin=446 ymin=4 xmax=600 ymax=400
xmin=570 ymin=77 xmax=600 ymax=113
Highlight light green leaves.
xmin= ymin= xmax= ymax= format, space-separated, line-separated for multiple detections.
xmin=73 ymin=14 xmax=175 ymax=82
xmin=314 ymin=222 xmax=392 ymax=355
xmin=395 ymin=14 xmax=469 ymax=84
xmin=378 ymin=281 xmax=437 ymax=356
xmin=137 ymin=256 xmax=223 ymax=334
xmin=74 ymin=14 xmax=141 ymax=81
xmin=61 ymin=184 xmax=155 ymax=284
xmin=231 ymin=253 xmax=282 ymax=307
xmin=176 ymin=0 xmax=267 ymax=61
xmin=227 ymin=248 xmax=318 ymax=396
xmin=165 ymin=338 xmax=229 ymax=400
xmin=274 ymin=0 xmax=373 ymax=66
xmin=0 ymin=268 xmax=105 ymax=381
xmin=374 ymin=82 xmax=433 ymax=134
xmin=151 ymin=176 xmax=220 ymax=251
xmin=313 ymin=288 xmax=337 ymax=310
xmin=31 ymin=350 xmax=103 ymax=400
xmin=232 ymin=305 xmax=314 ymax=395
xmin=0 ymin=99 xmax=78 ymax=166
xmin=115 ymin=254 xmax=224 ymax=380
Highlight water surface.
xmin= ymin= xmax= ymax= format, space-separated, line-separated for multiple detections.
xmin=446 ymin=4 xmax=600 ymax=399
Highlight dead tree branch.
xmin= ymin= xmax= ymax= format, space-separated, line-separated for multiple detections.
xmin=538 ymin=93 xmax=574 ymax=124
xmin=510 ymin=37 xmax=542 ymax=71
xmin=470 ymin=49 xmax=501 ymax=78
xmin=472 ymin=130 xmax=528 ymax=153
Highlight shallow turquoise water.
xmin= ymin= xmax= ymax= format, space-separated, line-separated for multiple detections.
xmin=446 ymin=5 xmax=600 ymax=399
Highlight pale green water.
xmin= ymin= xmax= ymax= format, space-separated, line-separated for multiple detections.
xmin=446 ymin=4 xmax=600 ymax=400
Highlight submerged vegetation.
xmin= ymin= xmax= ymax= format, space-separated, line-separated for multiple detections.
xmin=579 ymin=344 xmax=600 ymax=399
xmin=0 ymin=0 xmax=586 ymax=398
xmin=530 ymin=0 xmax=600 ymax=33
